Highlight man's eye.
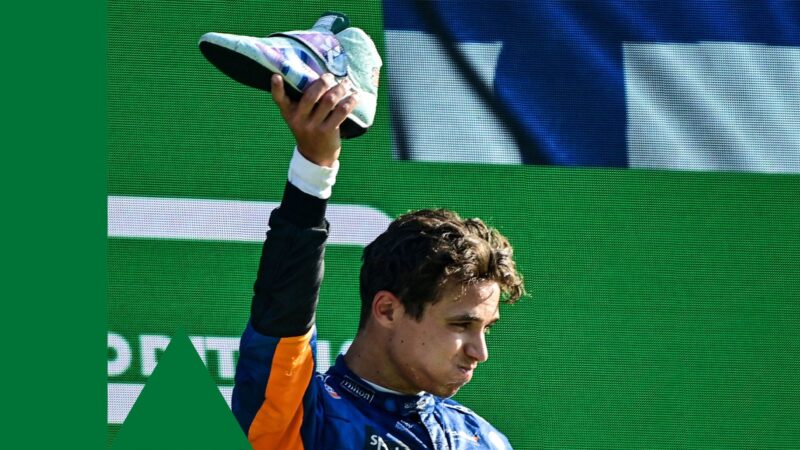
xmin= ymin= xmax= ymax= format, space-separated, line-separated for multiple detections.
xmin=450 ymin=323 xmax=469 ymax=330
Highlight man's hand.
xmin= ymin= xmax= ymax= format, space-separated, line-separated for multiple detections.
xmin=271 ymin=73 xmax=358 ymax=168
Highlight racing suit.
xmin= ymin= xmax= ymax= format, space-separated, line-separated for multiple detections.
xmin=231 ymin=178 xmax=513 ymax=450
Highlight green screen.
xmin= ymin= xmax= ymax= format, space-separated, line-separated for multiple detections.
xmin=109 ymin=1 xmax=800 ymax=448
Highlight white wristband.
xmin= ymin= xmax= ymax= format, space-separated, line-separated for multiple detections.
xmin=287 ymin=146 xmax=339 ymax=199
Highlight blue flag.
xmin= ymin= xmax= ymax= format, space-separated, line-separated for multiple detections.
xmin=384 ymin=0 xmax=800 ymax=173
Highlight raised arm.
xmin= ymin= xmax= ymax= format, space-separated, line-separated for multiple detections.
xmin=249 ymin=73 xmax=355 ymax=335
xmin=232 ymin=73 xmax=356 ymax=449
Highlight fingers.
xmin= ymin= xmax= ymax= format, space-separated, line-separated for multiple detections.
xmin=270 ymin=74 xmax=290 ymax=113
xmin=321 ymin=93 xmax=358 ymax=130
xmin=270 ymin=72 xmax=356 ymax=134
xmin=309 ymin=78 xmax=352 ymax=125
xmin=297 ymin=73 xmax=337 ymax=118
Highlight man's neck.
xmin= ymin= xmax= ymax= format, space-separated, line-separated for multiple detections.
xmin=343 ymin=332 xmax=423 ymax=396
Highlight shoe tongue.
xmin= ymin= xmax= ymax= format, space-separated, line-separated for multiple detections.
xmin=312 ymin=11 xmax=350 ymax=34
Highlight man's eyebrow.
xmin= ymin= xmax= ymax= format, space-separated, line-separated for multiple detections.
xmin=447 ymin=314 xmax=501 ymax=325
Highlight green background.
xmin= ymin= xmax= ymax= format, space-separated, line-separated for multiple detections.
xmin=5 ymin=0 xmax=104 ymax=448
xmin=109 ymin=1 xmax=799 ymax=448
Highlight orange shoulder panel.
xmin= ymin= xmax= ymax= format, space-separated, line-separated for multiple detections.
xmin=248 ymin=328 xmax=315 ymax=450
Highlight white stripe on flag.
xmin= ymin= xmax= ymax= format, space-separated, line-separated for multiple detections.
xmin=624 ymin=42 xmax=800 ymax=174
xmin=385 ymin=30 xmax=521 ymax=164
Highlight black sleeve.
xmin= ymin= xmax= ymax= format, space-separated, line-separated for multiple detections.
xmin=249 ymin=181 xmax=329 ymax=337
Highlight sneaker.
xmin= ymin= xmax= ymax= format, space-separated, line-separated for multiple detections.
xmin=199 ymin=11 xmax=381 ymax=139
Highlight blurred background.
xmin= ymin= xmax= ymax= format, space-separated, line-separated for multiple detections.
xmin=108 ymin=1 xmax=800 ymax=448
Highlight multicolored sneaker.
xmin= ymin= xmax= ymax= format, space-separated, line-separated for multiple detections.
xmin=199 ymin=11 xmax=381 ymax=139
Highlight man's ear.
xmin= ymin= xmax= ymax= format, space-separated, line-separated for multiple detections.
xmin=372 ymin=290 xmax=403 ymax=329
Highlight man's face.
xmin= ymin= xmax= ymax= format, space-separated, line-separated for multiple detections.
xmin=387 ymin=280 xmax=501 ymax=398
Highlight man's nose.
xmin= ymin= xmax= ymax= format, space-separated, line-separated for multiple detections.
xmin=465 ymin=331 xmax=489 ymax=363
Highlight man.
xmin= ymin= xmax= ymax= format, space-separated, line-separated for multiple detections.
xmin=231 ymin=72 xmax=525 ymax=450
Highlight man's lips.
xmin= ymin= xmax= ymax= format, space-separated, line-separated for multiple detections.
xmin=458 ymin=365 xmax=476 ymax=380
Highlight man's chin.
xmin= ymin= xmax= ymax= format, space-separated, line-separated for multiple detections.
xmin=434 ymin=382 xmax=465 ymax=398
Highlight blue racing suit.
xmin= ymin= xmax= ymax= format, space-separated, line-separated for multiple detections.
xmin=232 ymin=181 xmax=513 ymax=450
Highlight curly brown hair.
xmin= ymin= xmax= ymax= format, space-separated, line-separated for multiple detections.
xmin=358 ymin=209 xmax=525 ymax=329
